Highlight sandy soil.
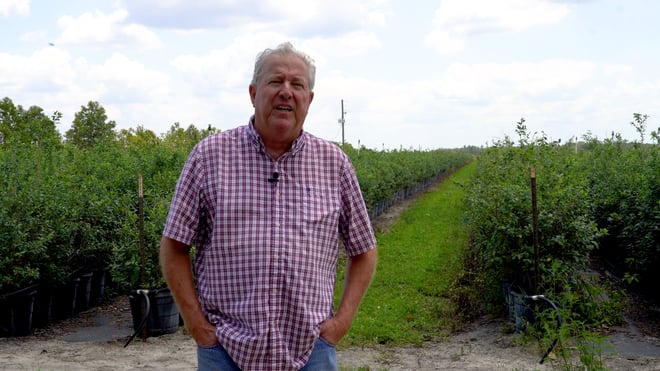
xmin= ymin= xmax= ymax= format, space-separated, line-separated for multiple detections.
xmin=0 ymin=295 xmax=658 ymax=371
xmin=1 ymin=179 xmax=659 ymax=370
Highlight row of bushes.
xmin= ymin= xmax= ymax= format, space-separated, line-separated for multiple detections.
xmin=0 ymin=144 xmax=189 ymax=293
xmin=343 ymin=144 xmax=474 ymax=215
xmin=464 ymin=117 xmax=659 ymax=323
xmin=0 ymin=136 xmax=473 ymax=296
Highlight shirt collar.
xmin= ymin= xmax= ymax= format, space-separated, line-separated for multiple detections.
xmin=247 ymin=115 xmax=306 ymax=157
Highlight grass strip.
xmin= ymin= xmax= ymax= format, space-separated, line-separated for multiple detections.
xmin=336 ymin=162 xmax=477 ymax=347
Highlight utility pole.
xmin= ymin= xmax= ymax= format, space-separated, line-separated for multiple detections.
xmin=338 ymin=99 xmax=346 ymax=146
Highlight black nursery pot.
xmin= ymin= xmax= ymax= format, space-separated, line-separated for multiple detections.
xmin=32 ymin=285 xmax=54 ymax=328
xmin=128 ymin=287 xmax=180 ymax=337
xmin=503 ymin=282 xmax=536 ymax=334
xmin=509 ymin=289 xmax=535 ymax=333
xmin=52 ymin=277 xmax=80 ymax=320
xmin=75 ymin=271 xmax=94 ymax=313
xmin=0 ymin=284 xmax=39 ymax=337
xmin=89 ymin=269 xmax=107 ymax=305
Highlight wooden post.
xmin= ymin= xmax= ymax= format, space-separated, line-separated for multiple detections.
xmin=138 ymin=174 xmax=145 ymax=286
xmin=530 ymin=168 xmax=540 ymax=293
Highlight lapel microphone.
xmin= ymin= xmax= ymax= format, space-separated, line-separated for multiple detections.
xmin=268 ymin=171 xmax=279 ymax=183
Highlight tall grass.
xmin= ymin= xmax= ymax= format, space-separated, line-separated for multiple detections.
xmin=336 ymin=162 xmax=477 ymax=347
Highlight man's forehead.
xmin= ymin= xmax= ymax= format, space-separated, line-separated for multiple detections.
xmin=264 ymin=54 xmax=308 ymax=75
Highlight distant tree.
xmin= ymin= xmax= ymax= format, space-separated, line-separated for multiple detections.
xmin=630 ymin=112 xmax=649 ymax=145
xmin=461 ymin=145 xmax=483 ymax=155
xmin=117 ymin=125 xmax=160 ymax=148
xmin=652 ymin=127 xmax=660 ymax=145
xmin=66 ymin=101 xmax=116 ymax=148
xmin=161 ymin=122 xmax=219 ymax=150
xmin=0 ymin=97 xmax=62 ymax=148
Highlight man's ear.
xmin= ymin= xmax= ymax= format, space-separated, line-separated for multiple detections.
xmin=249 ymin=84 xmax=256 ymax=106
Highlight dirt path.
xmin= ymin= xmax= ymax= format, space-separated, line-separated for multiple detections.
xmin=1 ymin=177 xmax=659 ymax=370
xmin=0 ymin=295 xmax=658 ymax=370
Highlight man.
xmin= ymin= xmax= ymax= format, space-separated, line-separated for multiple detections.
xmin=160 ymin=42 xmax=377 ymax=370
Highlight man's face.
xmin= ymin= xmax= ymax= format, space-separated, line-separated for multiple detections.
xmin=249 ymin=53 xmax=314 ymax=146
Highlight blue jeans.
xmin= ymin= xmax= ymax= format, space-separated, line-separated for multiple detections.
xmin=197 ymin=337 xmax=337 ymax=370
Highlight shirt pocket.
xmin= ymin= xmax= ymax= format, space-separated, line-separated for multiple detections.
xmin=297 ymin=185 xmax=340 ymax=225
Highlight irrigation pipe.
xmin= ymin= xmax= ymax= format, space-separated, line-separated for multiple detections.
xmin=124 ymin=289 xmax=150 ymax=347
xmin=526 ymin=294 xmax=562 ymax=364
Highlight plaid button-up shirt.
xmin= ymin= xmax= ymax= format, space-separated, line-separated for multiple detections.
xmin=163 ymin=117 xmax=376 ymax=370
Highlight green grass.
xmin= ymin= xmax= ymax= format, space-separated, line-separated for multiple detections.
xmin=336 ymin=162 xmax=477 ymax=347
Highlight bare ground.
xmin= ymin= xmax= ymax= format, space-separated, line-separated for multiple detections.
xmin=1 ymin=180 xmax=659 ymax=370
xmin=0 ymin=293 xmax=658 ymax=371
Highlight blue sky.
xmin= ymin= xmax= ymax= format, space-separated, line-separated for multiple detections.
xmin=2 ymin=0 xmax=659 ymax=149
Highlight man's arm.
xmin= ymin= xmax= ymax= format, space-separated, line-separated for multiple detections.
xmin=159 ymin=236 xmax=217 ymax=346
xmin=319 ymin=247 xmax=377 ymax=344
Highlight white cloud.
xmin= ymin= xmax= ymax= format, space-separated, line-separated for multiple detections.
xmin=436 ymin=60 xmax=656 ymax=145
xmin=274 ymin=0 xmax=391 ymax=37
xmin=426 ymin=0 xmax=570 ymax=54
xmin=0 ymin=0 xmax=29 ymax=17
xmin=3 ymin=0 xmax=657 ymax=151
xmin=301 ymin=30 xmax=382 ymax=63
xmin=424 ymin=30 xmax=465 ymax=55
xmin=272 ymin=0 xmax=389 ymax=27
xmin=119 ymin=0 xmax=390 ymax=37
xmin=437 ymin=59 xmax=599 ymax=102
xmin=436 ymin=0 xmax=569 ymax=35
xmin=55 ymin=9 xmax=163 ymax=50
xmin=0 ymin=47 xmax=76 ymax=94
xmin=0 ymin=48 xmax=93 ymax=131
xmin=307 ymin=58 xmax=651 ymax=149
xmin=86 ymin=53 xmax=171 ymax=107
xmin=20 ymin=28 xmax=47 ymax=42
xmin=171 ymin=32 xmax=288 ymax=96
xmin=0 ymin=46 xmax=176 ymax=132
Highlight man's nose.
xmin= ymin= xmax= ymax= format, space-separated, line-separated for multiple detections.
xmin=278 ymin=81 xmax=293 ymax=98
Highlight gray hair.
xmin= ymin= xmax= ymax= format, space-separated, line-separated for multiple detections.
xmin=251 ymin=42 xmax=316 ymax=91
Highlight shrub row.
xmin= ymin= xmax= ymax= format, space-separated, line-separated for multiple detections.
xmin=0 ymin=139 xmax=473 ymax=296
xmin=464 ymin=118 xmax=660 ymax=319
xmin=0 ymin=144 xmax=189 ymax=293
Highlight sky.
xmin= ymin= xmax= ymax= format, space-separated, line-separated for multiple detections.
xmin=2 ymin=0 xmax=659 ymax=150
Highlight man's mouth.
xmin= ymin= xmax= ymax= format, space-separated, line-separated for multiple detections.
xmin=276 ymin=106 xmax=293 ymax=112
